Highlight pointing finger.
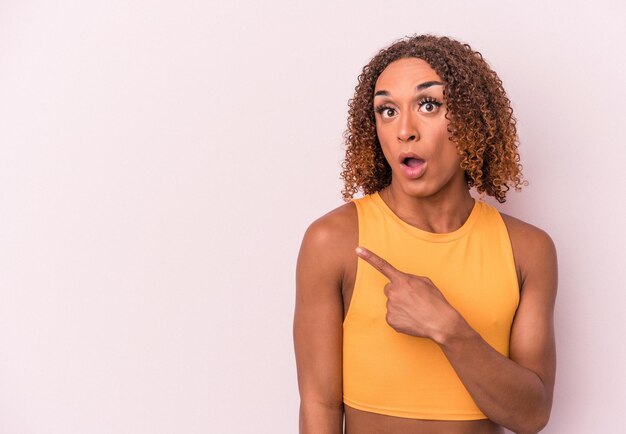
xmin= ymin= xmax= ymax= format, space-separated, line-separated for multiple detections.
xmin=355 ymin=246 xmax=404 ymax=282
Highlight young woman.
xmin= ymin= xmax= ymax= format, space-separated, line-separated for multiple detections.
xmin=293 ymin=35 xmax=557 ymax=434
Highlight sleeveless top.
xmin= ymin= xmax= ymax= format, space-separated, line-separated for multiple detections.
xmin=342 ymin=192 xmax=520 ymax=420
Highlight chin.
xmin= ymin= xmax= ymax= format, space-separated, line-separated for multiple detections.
xmin=395 ymin=175 xmax=459 ymax=200
xmin=398 ymin=180 xmax=437 ymax=198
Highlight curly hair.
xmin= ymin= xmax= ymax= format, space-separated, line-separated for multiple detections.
xmin=340 ymin=34 xmax=525 ymax=203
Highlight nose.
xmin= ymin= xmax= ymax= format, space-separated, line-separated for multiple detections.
xmin=397 ymin=110 xmax=419 ymax=143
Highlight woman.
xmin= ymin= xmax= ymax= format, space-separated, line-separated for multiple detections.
xmin=293 ymin=35 xmax=557 ymax=434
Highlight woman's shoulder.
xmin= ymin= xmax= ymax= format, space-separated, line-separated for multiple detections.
xmin=302 ymin=200 xmax=358 ymax=249
xmin=297 ymin=200 xmax=358 ymax=286
xmin=499 ymin=212 xmax=555 ymax=249
xmin=498 ymin=212 xmax=557 ymax=288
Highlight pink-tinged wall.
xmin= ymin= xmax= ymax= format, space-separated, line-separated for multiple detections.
xmin=0 ymin=1 xmax=624 ymax=433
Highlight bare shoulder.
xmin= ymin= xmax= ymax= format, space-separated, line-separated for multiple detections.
xmin=499 ymin=212 xmax=558 ymax=290
xmin=499 ymin=213 xmax=555 ymax=250
xmin=298 ymin=200 xmax=358 ymax=283
xmin=301 ymin=201 xmax=357 ymax=253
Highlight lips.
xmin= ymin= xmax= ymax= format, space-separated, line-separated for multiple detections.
xmin=398 ymin=152 xmax=427 ymax=179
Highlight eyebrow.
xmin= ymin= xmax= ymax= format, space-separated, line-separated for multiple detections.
xmin=374 ymin=81 xmax=444 ymax=97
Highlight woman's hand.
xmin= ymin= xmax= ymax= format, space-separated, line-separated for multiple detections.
xmin=355 ymin=246 xmax=462 ymax=343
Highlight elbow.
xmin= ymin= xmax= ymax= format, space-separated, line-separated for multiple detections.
xmin=532 ymin=394 xmax=553 ymax=433
xmin=514 ymin=403 xmax=551 ymax=434
xmin=299 ymin=399 xmax=344 ymax=434
xmin=300 ymin=397 xmax=344 ymax=411
xmin=536 ymin=408 xmax=551 ymax=433
xmin=526 ymin=412 xmax=550 ymax=434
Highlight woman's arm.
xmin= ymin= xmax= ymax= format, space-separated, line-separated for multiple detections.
xmin=293 ymin=213 xmax=348 ymax=434
xmin=438 ymin=221 xmax=557 ymax=433
xmin=355 ymin=217 xmax=557 ymax=434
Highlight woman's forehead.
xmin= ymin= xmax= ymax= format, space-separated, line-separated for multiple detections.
xmin=375 ymin=58 xmax=443 ymax=93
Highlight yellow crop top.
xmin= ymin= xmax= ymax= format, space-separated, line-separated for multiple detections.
xmin=342 ymin=192 xmax=520 ymax=420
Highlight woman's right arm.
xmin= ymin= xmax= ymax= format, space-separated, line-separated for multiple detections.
xmin=293 ymin=215 xmax=347 ymax=434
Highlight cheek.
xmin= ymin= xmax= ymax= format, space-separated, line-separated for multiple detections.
xmin=428 ymin=123 xmax=454 ymax=156
xmin=440 ymin=140 xmax=461 ymax=167
xmin=379 ymin=143 xmax=394 ymax=167
xmin=429 ymin=130 xmax=463 ymax=173
xmin=375 ymin=124 xmax=395 ymax=161
xmin=375 ymin=121 xmax=391 ymax=142
xmin=433 ymin=118 xmax=451 ymax=141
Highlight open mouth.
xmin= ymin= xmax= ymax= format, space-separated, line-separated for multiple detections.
xmin=398 ymin=152 xmax=427 ymax=179
xmin=402 ymin=157 xmax=424 ymax=167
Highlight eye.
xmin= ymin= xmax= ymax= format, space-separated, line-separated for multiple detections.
xmin=374 ymin=105 xmax=397 ymax=119
xmin=418 ymin=97 xmax=443 ymax=113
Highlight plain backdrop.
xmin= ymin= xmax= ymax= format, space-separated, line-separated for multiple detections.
xmin=1 ymin=1 xmax=625 ymax=433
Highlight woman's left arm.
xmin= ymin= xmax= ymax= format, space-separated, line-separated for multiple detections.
xmin=356 ymin=217 xmax=557 ymax=434
xmin=438 ymin=219 xmax=558 ymax=434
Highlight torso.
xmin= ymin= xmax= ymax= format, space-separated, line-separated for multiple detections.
xmin=329 ymin=197 xmax=526 ymax=434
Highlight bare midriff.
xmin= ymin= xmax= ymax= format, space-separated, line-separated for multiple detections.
xmin=344 ymin=404 xmax=504 ymax=434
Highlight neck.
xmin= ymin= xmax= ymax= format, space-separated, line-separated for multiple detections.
xmin=379 ymin=179 xmax=475 ymax=234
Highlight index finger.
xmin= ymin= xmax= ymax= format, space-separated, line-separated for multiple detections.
xmin=355 ymin=246 xmax=404 ymax=282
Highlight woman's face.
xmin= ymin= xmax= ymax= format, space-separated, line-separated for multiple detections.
xmin=373 ymin=57 xmax=465 ymax=199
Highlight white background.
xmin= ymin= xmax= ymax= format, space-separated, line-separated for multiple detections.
xmin=1 ymin=1 xmax=625 ymax=433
